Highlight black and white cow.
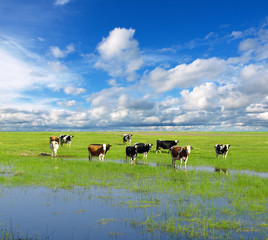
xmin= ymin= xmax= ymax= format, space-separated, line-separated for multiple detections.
xmin=126 ymin=145 xmax=138 ymax=164
xmin=123 ymin=134 xmax=132 ymax=145
xmin=214 ymin=144 xmax=231 ymax=159
xmin=156 ymin=140 xmax=178 ymax=153
xmin=60 ymin=135 xmax=74 ymax=147
xmin=134 ymin=143 xmax=152 ymax=159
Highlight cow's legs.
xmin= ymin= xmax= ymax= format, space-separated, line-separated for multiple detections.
xmin=180 ymin=159 xmax=182 ymax=170
xmin=88 ymin=152 xmax=92 ymax=161
xmin=172 ymin=159 xmax=176 ymax=170
xmin=184 ymin=157 xmax=188 ymax=171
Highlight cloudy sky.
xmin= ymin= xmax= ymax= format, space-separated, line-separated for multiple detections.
xmin=1 ymin=0 xmax=268 ymax=131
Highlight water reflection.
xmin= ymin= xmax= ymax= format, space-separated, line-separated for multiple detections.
xmin=60 ymin=157 xmax=268 ymax=178
xmin=214 ymin=167 xmax=229 ymax=175
xmin=0 ymin=185 xmax=266 ymax=240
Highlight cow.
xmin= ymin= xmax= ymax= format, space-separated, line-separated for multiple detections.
xmin=50 ymin=136 xmax=60 ymax=144
xmin=60 ymin=135 xmax=74 ymax=147
xmin=156 ymin=140 xmax=178 ymax=153
xmin=49 ymin=136 xmax=60 ymax=157
xmin=214 ymin=144 xmax=231 ymax=159
xmin=170 ymin=145 xmax=193 ymax=170
xmin=134 ymin=143 xmax=152 ymax=161
xmin=126 ymin=145 xmax=138 ymax=164
xmin=123 ymin=134 xmax=132 ymax=145
xmin=88 ymin=144 xmax=112 ymax=161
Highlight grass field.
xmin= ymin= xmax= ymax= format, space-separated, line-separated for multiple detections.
xmin=0 ymin=132 xmax=267 ymax=239
xmin=1 ymin=131 xmax=267 ymax=171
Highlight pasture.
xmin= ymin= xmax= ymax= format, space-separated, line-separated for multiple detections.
xmin=0 ymin=132 xmax=267 ymax=239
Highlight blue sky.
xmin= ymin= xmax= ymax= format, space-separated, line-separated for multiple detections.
xmin=1 ymin=0 xmax=268 ymax=131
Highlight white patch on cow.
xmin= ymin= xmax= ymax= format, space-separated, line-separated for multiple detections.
xmin=103 ymin=144 xmax=106 ymax=152
xmin=99 ymin=153 xmax=104 ymax=161
xmin=186 ymin=145 xmax=192 ymax=154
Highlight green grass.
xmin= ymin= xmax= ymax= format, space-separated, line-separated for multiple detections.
xmin=0 ymin=132 xmax=267 ymax=239
xmin=1 ymin=131 xmax=267 ymax=171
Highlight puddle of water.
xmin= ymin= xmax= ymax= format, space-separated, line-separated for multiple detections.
xmin=0 ymin=165 xmax=14 ymax=177
xmin=62 ymin=157 xmax=268 ymax=178
xmin=0 ymin=186 xmax=266 ymax=240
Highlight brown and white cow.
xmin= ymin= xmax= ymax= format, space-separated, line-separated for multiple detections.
xmin=88 ymin=144 xmax=112 ymax=161
xmin=50 ymin=136 xmax=60 ymax=157
xmin=170 ymin=145 xmax=193 ymax=170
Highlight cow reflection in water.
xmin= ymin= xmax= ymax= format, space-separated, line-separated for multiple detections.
xmin=214 ymin=167 xmax=229 ymax=175
xmin=170 ymin=145 xmax=193 ymax=171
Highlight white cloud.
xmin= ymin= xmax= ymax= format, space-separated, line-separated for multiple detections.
xmin=180 ymin=82 xmax=218 ymax=110
xmin=49 ymin=44 xmax=75 ymax=58
xmin=230 ymin=31 xmax=243 ymax=40
xmin=246 ymin=104 xmax=267 ymax=113
xmin=0 ymin=48 xmax=36 ymax=92
xmin=64 ymin=86 xmax=86 ymax=95
xmin=148 ymin=57 xmax=226 ymax=92
xmin=239 ymin=63 xmax=268 ymax=94
xmin=110 ymin=109 xmax=128 ymax=121
xmin=38 ymin=37 xmax=45 ymax=42
xmin=55 ymin=0 xmax=71 ymax=6
xmin=143 ymin=116 xmax=160 ymax=124
xmin=0 ymin=37 xmax=84 ymax=113
xmin=49 ymin=61 xmax=67 ymax=72
xmin=95 ymin=27 xmax=143 ymax=81
xmin=57 ymin=100 xmax=76 ymax=107
xmin=218 ymin=84 xmax=249 ymax=110
xmin=239 ymin=38 xmax=258 ymax=52
xmin=256 ymin=112 xmax=268 ymax=121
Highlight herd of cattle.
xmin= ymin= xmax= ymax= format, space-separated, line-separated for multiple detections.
xmin=49 ymin=133 xmax=231 ymax=170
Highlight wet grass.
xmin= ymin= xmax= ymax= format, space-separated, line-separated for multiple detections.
xmin=0 ymin=132 xmax=267 ymax=239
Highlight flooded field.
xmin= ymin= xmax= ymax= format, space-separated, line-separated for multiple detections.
xmin=62 ymin=157 xmax=268 ymax=178
xmin=0 ymin=132 xmax=267 ymax=239
xmin=0 ymin=185 xmax=267 ymax=240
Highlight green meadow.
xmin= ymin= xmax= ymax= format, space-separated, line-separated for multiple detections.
xmin=0 ymin=132 xmax=267 ymax=239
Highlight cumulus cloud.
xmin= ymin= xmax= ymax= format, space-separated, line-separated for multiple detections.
xmin=49 ymin=44 xmax=75 ymax=58
xmin=148 ymin=57 xmax=226 ymax=92
xmin=64 ymin=86 xmax=86 ymax=95
xmin=1 ymin=20 xmax=268 ymax=131
xmin=246 ymin=104 xmax=267 ymax=113
xmin=57 ymin=100 xmax=76 ymax=107
xmin=95 ymin=27 xmax=144 ymax=81
xmin=256 ymin=112 xmax=268 ymax=121
xmin=180 ymin=82 xmax=218 ymax=110
xmin=239 ymin=63 xmax=268 ymax=94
